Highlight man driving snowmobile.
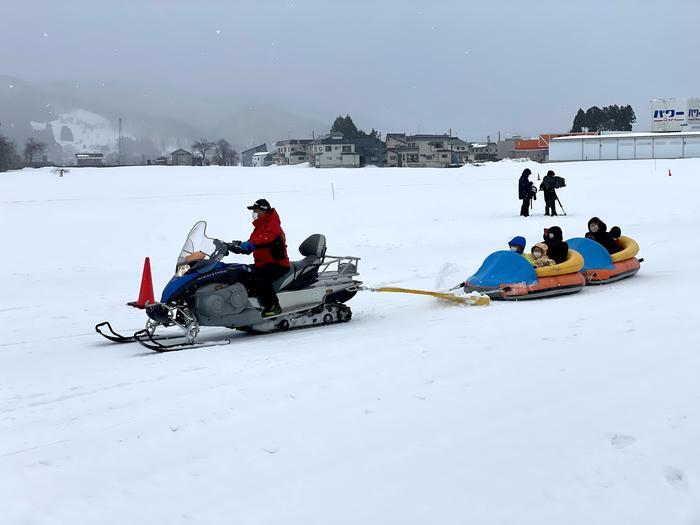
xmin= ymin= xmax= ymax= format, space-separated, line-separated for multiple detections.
xmin=230 ymin=198 xmax=290 ymax=317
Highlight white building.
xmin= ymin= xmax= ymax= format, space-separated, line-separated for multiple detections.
xmin=251 ymin=151 xmax=273 ymax=167
xmin=273 ymin=139 xmax=313 ymax=165
xmin=652 ymin=98 xmax=700 ymax=132
xmin=549 ymin=132 xmax=700 ymax=161
xmin=313 ymin=135 xmax=361 ymax=168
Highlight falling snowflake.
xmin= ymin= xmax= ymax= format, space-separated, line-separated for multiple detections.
xmin=215 ymin=29 xmax=221 ymax=34
xmin=43 ymin=32 xmax=48 ymax=38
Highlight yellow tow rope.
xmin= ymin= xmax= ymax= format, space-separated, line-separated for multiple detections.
xmin=368 ymin=286 xmax=491 ymax=306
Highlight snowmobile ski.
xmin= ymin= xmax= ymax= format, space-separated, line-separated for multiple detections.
xmin=95 ymin=321 xmax=190 ymax=345
xmin=133 ymin=329 xmax=231 ymax=352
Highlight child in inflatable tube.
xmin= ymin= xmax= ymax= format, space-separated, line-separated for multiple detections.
xmin=463 ymin=227 xmax=585 ymax=300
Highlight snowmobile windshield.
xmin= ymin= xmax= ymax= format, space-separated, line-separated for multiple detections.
xmin=176 ymin=221 xmax=217 ymax=267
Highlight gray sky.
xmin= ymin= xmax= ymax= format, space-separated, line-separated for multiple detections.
xmin=2 ymin=0 xmax=699 ymax=139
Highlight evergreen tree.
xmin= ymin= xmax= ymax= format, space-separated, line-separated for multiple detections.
xmin=330 ymin=114 xmax=375 ymax=139
xmin=571 ymin=109 xmax=587 ymax=132
xmin=571 ymin=105 xmax=636 ymax=132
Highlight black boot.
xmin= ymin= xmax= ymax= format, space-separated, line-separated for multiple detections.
xmin=262 ymin=303 xmax=282 ymax=318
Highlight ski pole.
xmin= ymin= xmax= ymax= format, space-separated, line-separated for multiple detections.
xmin=556 ymin=195 xmax=567 ymax=216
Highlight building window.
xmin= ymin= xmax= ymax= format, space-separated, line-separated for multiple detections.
xmin=342 ymin=145 xmax=351 ymax=152
xmin=325 ymin=146 xmax=331 ymax=152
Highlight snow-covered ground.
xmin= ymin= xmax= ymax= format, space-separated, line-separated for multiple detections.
xmin=1 ymin=159 xmax=698 ymax=524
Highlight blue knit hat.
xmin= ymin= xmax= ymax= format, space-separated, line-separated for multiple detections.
xmin=508 ymin=236 xmax=526 ymax=248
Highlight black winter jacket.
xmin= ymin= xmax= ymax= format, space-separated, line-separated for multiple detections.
xmin=519 ymin=174 xmax=533 ymax=200
xmin=586 ymin=217 xmax=620 ymax=254
xmin=543 ymin=226 xmax=569 ymax=264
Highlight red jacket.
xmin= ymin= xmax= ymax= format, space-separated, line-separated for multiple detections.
xmin=248 ymin=209 xmax=290 ymax=268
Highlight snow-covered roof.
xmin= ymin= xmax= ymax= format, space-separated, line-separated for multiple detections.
xmin=252 ymin=151 xmax=271 ymax=156
xmin=551 ymin=131 xmax=700 ymax=141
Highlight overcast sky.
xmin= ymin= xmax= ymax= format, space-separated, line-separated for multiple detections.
xmin=1 ymin=0 xmax=699 ymax=139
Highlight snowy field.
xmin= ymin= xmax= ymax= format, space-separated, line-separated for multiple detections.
xmin=1 ymin=159 xmax=698 ymax=524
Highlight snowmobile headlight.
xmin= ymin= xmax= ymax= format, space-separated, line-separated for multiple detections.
xmin=176 ymin=264 xmax=190 ymax=277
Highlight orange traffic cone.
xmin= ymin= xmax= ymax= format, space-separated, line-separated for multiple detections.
xmin=128 ymin=257 xmax=155 ymax=309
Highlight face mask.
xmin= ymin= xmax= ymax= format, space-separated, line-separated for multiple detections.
xmin=510 ymin=246 xmax=521 ymax=252
xmin=533 ymin=251 xmax=542 ymax=258
xmin=589 ymin=224 xmax=599 ymax=233
xmin=252 ymin=211 xmax=260 ymax=220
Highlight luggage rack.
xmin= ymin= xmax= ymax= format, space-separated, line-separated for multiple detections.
xmin=319 ymin=255 xmax=361 ymax=279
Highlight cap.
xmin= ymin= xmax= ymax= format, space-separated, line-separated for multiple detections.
xmin=247 ymin=198 xmax=271 ymax=211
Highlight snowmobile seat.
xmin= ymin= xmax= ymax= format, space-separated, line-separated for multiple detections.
xmin=273 ymin=234 xmax=327 ymax=291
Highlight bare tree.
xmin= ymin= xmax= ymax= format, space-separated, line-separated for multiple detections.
xmin=213 ymin=139 xmax=239 ymax=166
xmin=23 ymin=138 xmax=47 ymax=164
xmin=192 ymin=139 xmax=215 ymax=165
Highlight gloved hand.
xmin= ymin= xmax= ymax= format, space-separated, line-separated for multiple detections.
xmin=240 ymin=241 xmax=255 ymax=254
xmin=228 ymin=240 xmax=242 ymax=254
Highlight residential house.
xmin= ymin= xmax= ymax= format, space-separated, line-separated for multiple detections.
xmin=496 ymin=136 xmax=520 ymax=160
xmin=251 ymin=151 xmax=274 ymax=167
xmin=273 ymin=139 xmax=313 ymax=165
xmin=467 ymin=138 xmax=498 ymax=163
xmin=385 ymin=133 xmax=467 ymax=167
xmin=241 ymin=144 xmax=268 ymax=167
xmin=313 ymin=133 xmax=361 ymax=168
xmin=75 ymin=153 xmax=104 ymax=167
xmin=171 ymin=148 xmax=193 ymax=166
xmin=352 ymin=137 xmax=386 ymax=167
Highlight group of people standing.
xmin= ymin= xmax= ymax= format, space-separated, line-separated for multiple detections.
xmin=507 ymin=217 xmax=623 ymax=269
xmin=518 ymin=168 xmax=562 ymax=217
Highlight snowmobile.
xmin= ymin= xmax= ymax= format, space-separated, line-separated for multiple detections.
xmin=96 ymin=221 xmax=362 ymax=351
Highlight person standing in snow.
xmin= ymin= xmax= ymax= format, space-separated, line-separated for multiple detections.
xmin=518 ymin=168 xmax=535 ymax=217
xmin=540 ymin=170 xmax=559 ymax=216
xmin=230 ymin=198 xmax=290 ymax=317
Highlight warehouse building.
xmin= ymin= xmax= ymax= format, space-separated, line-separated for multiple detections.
xmin=549 ymin=132 xmax=700 ymax=161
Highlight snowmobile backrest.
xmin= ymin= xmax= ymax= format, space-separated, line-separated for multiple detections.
xmin=299 ymin=234 xmax=326 ymax=259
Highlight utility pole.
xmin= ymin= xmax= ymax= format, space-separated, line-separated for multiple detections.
xmin=118 ymin=117 xmax=123 ymax=165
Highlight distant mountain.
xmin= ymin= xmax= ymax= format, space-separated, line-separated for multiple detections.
xmin=214 ymin=104 xmax=327 ymax=151
xmin=0 ymin=74 xmax=329 ymax=163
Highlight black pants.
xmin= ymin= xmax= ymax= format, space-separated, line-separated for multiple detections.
xmin=249 ymin=263 xmax=289 ymax=309
xmin=544 ymin=199 xmax=557 ymax=216
xmin=543 ymin=191 xmax=557 ymax=215
xmin=520 ymin=198 xmax=530 ymax=216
